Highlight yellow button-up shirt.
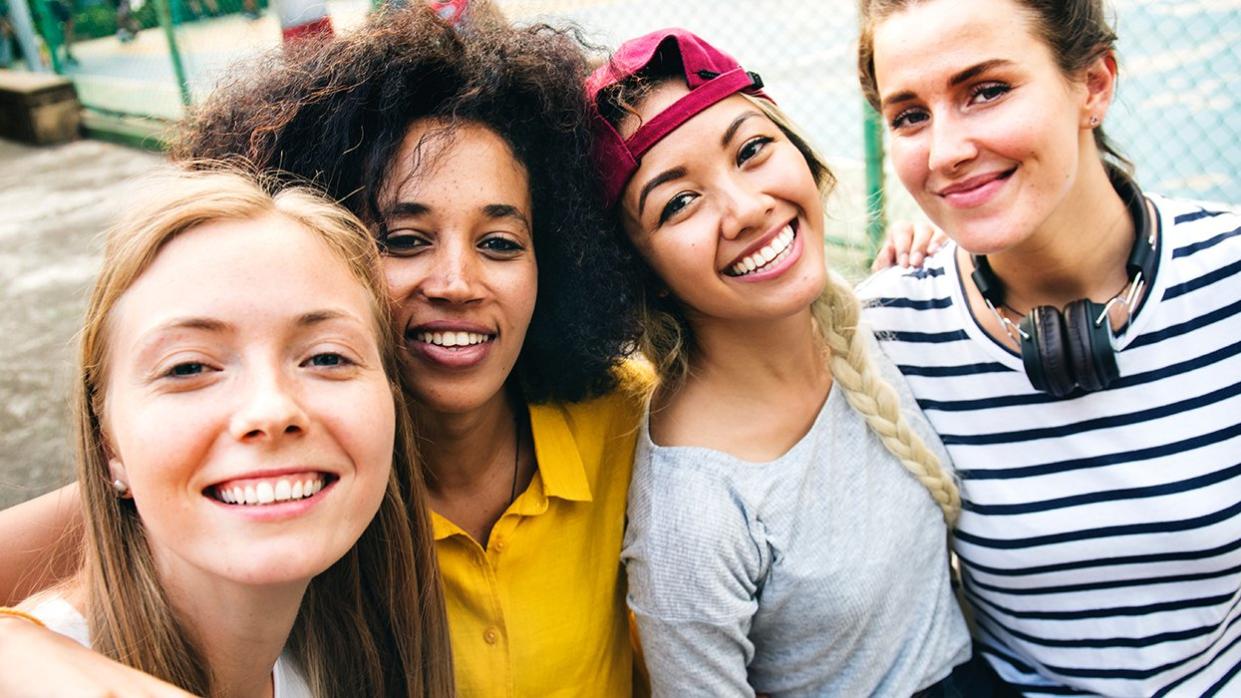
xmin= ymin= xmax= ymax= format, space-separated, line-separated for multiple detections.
xmin=433 ymin=370 xmax=649 ymax=697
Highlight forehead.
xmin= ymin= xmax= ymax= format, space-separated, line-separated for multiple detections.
xmin=872 ymin=0 xmax=1047 ymax=94
xmin=386 ymin=119 xmax=531 ymax=211
xmin=111 ymin=214 xmax=375 ymax=339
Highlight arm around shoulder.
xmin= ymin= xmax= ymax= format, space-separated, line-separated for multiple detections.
xmin=0 ymin=615 xmax=195 ymax=698
xmin=0 ymin=483 xmax=84 ymax=605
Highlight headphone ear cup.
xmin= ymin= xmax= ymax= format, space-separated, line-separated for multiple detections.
xmin=1020 ymin=306 xmax=1076 ymax=398
xmin=1063 ymin=300 xmax=1119 ymax=392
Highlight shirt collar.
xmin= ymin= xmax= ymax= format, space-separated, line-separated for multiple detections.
xmin=430 ymin=400 xmax=594 ymax=542
xmin=526 ymin=401 xmax=594 ymax=503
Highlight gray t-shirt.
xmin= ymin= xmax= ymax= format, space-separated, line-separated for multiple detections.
xmin=622 ymin=341 xmax=971 ymax=697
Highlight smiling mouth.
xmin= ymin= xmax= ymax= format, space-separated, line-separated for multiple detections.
xmin=938 ymin=168 xmax=1016 ymax=198
xmin=207 ymin=473 xmax=336 ymax=507
xmin=410 ymin=330 xmax=496 ymax=348
xmin=725 ymin=223 xmax=797 ymax=277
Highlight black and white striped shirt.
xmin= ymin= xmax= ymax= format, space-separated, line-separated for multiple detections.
xmin=858 ymin=194 xmax=1241 ymax=697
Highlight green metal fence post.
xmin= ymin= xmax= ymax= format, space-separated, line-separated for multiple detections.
xmin=30 ymin=0 xmax=64 ymax=73
xmin=153 ymin=0 xmax=193 ymax=107
xmin=862 ymin=102 xmax=887 ymax=255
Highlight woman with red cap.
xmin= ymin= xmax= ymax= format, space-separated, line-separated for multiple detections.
xmin=587 ymin=29 xmax=999 ymax=696
xmin=856 ymin=0 xmax=1241 ymax=695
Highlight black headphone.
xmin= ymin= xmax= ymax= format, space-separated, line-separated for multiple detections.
xmin=970 ymin=171 xmax=1158 ymax=398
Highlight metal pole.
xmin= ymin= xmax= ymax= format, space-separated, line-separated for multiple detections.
xmin=7 ymin=0 xmax=48 ymax=71
xmin=153 ymin=0 xmax=193 ymax=107
xmin=29 ymin=0 xmax=63 ymax=72
xmin=862 ymin=101 xmax=887 ymax=255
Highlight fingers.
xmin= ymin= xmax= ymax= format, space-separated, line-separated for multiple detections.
xmin=870 ymin=237 xmax=899 ymax=272
xmin=908 ymin=221 xmax=938 ymax=268
xmin=0 ymin=618 xmax=198 ymax=697
xmin=872 ymin=221 xmax=916 ymax=271
xmin=874 ymin=221 xmax=947 ymax=271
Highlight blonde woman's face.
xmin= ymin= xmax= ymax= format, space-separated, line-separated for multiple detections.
xmin=102 ymin=213 xmax=394 ymax=590
xmin=619 ymin=88 xmax=826 ymax=325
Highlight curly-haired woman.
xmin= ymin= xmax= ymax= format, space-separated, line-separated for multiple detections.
xmin=0 ymin=5 xmax=648 ymax=696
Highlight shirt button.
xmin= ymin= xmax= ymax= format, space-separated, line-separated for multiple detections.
xmin=483 ymin=628 xmax=500 ymax=645
xmin=493 ymin=539 xmax=505 ymax=552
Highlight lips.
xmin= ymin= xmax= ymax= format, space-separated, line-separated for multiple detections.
xmin=405 ymin=320 xmax=497 ymax=370
xmin=935 ymin=168 xmax=1015 ymax=208
xmin=723 ymin=219 xmax=800 ymax=277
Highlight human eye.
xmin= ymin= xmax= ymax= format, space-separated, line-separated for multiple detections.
xmin=378 ymin=227 xmax=430 ymax=257
xmin=658 ymin=192 xmax=698 ymax=226
xmin=154 ymin=357 xmax=221 ymax=387
xmin=302 ymin=351 xmax=356 ymax=369
xmin=736 ymin=136 xmax=774 ymax=166
xmin=478 ymin=235 xmax=526 ymax=258
xmin=165 ymin=361 xmax=209 ymax=378
xmin=968 ymin=82 xmax=1010 ymax=105
xmin=889 ymin=107 xmax=929 ymax=131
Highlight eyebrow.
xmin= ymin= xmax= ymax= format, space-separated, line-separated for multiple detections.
xmin=482 ymin=203 xmax=531 ymax=232
xmin=384 ymin=201 xmax=430 ymax=219
xmin=637 ymin=167 xmax=687 ymax=217
xmin=297 ymin=309 xmax=358 ymax=327
xmin=384 ymin=201 xmax=530 ymax=231
xmin=721 ymin=111 xmax=762 ymax=147
xmin=880 ymin=59 xmax=1014 ymax=109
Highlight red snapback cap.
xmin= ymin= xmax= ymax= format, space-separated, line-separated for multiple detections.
xmin=586 ymin=29 xmax=770 ymax=209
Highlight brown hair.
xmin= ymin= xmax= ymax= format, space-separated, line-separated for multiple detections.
xmin=74 ymin=166 xmax=453 ymax=696
xmin=596 ymin=76 xmax=960 ymax=524
xmin=857 ymin=0 xmax=1132 ymax=172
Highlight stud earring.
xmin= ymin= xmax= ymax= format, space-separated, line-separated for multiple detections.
xmin=1089 ymin=115 xmax=1100 ymax=127
xmin=112 ymin=479 xmax=130 ymax=496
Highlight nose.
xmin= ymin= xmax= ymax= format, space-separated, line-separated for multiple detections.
xmin=420 ymin=237 xmax=484 ymax=305
xmin=927 ymin=111 xmax=977 ymax=175
xmin=718 ymin=173 xmax=772 ymax=241
xmin=229 ymin=367 xmax=309 ymax=443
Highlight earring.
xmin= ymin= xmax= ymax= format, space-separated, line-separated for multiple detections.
xmin=1089 ymin=115 xmax=1100 ymax=127
xmin=112 ymin=479 xmax=129 ymax=496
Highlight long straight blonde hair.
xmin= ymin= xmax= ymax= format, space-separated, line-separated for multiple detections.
xmin=599 ymin=80 xmax=960 ymax=525
xmin=74 ymin=166 xmax=454 ymax=696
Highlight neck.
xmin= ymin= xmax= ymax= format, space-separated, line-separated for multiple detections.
xmin=684 ymin=306 xmax=830 ymax=399
xmin=985 ymin=162 xmax=1135 ymax=310
xmin=417 ymin=389 xmax=519 ymax=494
xmin=158 ymin=565 xmax=306 ymax=698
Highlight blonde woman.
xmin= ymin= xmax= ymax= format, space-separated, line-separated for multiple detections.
xmin=585 ymin=30 xmax=996 ymax=696
xmin=2 ymin=168 xmax=453 ymax=697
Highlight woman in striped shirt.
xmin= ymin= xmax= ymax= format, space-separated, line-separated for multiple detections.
xmin=858 ymin=0 xmax=1241 ymax=694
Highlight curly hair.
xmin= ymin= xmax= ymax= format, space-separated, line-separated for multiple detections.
xmin=174 ymin=3 xmax=642 ymax=403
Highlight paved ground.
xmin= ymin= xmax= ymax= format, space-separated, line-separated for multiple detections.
xmin=0 ymin=137 xmax=163 ymax=509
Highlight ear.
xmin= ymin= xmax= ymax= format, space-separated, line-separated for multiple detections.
xmin=108 ymin=456 xmax=130 ymax=493
xmin=1079 ymin=50 xmax=1118 ymax=128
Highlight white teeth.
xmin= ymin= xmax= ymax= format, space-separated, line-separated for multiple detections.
xmin=728 ymin=225 xmax=796 ymax=277
xmin=416 ymin=330 xmax=492 ymax=347
xmin=214 ymin=476 xmax=326 ymax=506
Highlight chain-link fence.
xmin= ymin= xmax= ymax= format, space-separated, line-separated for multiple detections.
xmin=4 ymin=0 xmax=1238 ymax=253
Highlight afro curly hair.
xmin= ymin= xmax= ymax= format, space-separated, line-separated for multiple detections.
xmin=173 ymin=2 xmax=642 ymax=404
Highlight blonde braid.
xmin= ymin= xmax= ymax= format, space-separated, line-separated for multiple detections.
xmin=813 ymin=272 xmax=961 ymax=525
